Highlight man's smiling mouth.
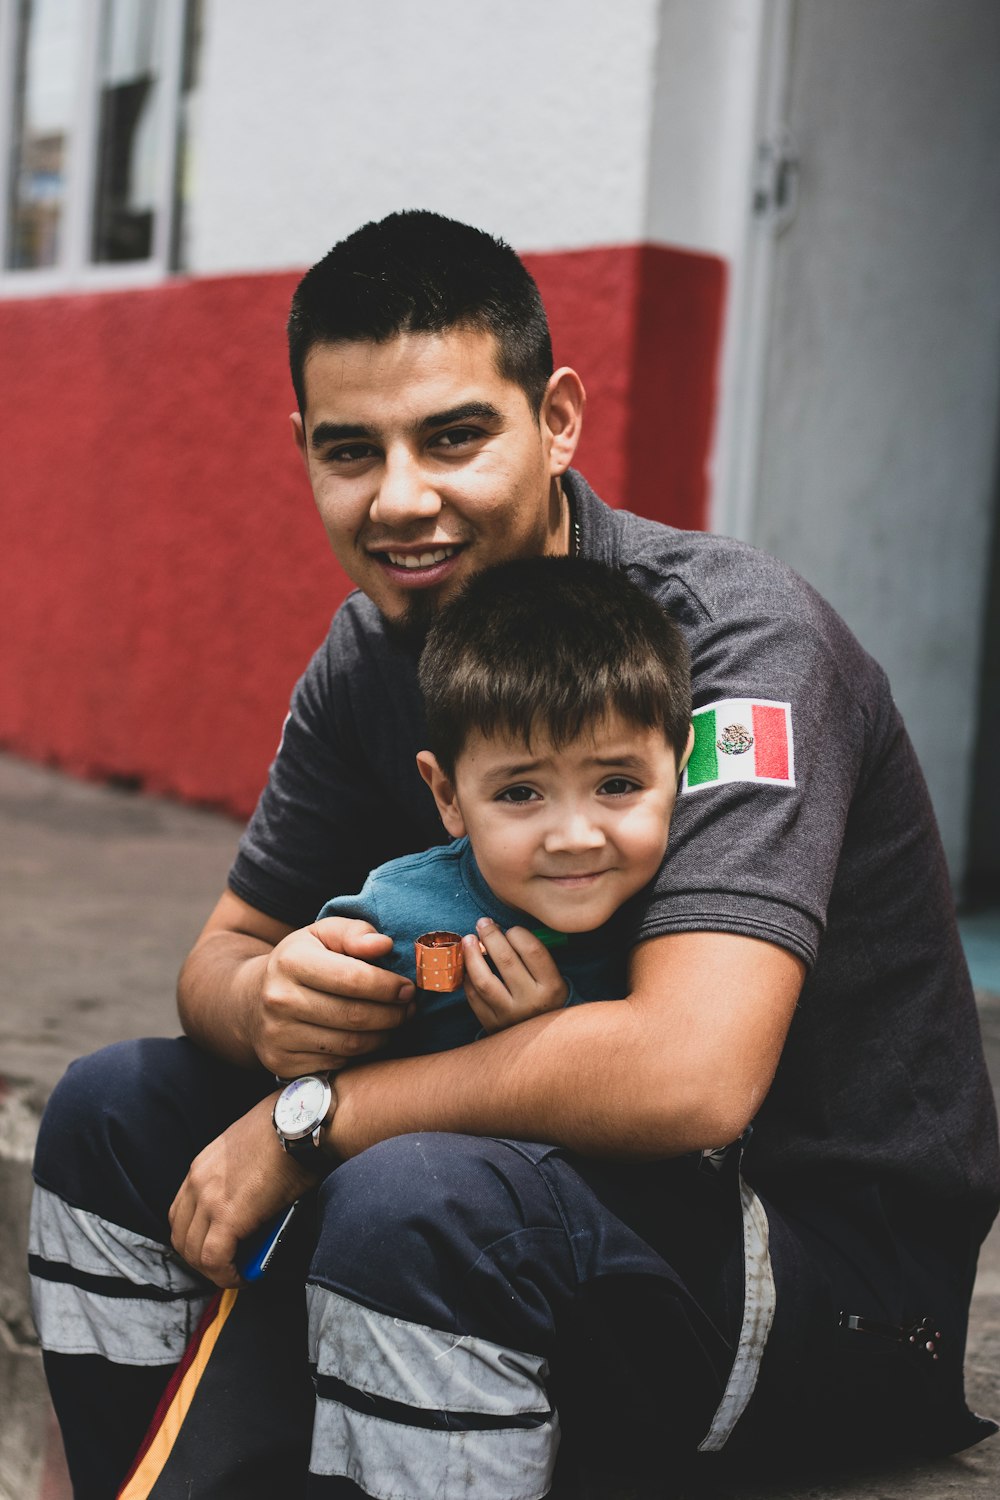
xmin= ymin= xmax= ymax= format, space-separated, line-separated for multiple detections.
xmin=383 ymin=546 xmax=460 ymax=570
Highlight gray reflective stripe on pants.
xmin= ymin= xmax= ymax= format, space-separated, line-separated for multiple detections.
xmin=698 ymin=1177 xmax=776 ymax=1451
xmin=309 ymin=1397 xmax=558 ymax=1500
xmin=29 ymin=1184 xmax=209 ymax=1365
xmin=307 ymin=1285 xmax=558 ymax=1498
xmin=30 ymin=1185 xmax=201 ymax=1291
xmin=306 ymin=1284 xmax=552 ymax=1415
xmin=30 ymin=1275 xmax=210 ymax=1365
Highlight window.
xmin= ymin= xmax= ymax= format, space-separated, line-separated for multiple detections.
xmin=0 ymin=0 xmax=192 ymax=290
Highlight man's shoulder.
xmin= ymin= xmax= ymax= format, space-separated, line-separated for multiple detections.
xmin=307 ymin=589 xmax=420 ymax=703
xmin=621 ymin=516 xmax=825 ymax=628
xmin=324 ymin=588 xmax=389 ymax=655
xmin=573 ymin=470 xmax=864 ymax=642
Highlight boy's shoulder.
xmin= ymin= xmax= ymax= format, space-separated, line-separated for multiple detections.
xmin=366 ymin=840 xmax=463 ymax=886
xmin=362 ymin=839 xmax=479 ymax=968
xmin=362 ymin=839 xmax=471 ymax=928
xmin=318 ymin=839 xmax=471 ymax=957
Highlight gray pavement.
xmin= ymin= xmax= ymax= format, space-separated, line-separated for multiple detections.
xmin=1 ymin=749 xmax=998 ymax=1499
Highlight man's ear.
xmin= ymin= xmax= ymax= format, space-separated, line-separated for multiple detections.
xmin=541 ymin=367 xmax=586 ymax=477
xmin=678 ymin=723 xmax=695 ymax=777
xmin=290 ymin=411 xmax=310 ymax=474
xmin=416 ymin=751 xmax=467 ymax=838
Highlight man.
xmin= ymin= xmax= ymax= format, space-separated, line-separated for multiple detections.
xmin=32 ymin=211 xmax=999 ymax=1499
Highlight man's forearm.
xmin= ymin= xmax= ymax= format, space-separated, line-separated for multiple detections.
xmin=329 ymin=932 xmax=804 ymax=1162
xmin=330 ymin=998 xmax=701 ymax=1160
xmin=177 ymin=928 xmax=271 ymax=1068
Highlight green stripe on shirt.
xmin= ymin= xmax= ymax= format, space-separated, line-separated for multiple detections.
xmin=686 ymin=709 xmax=719 ymax=786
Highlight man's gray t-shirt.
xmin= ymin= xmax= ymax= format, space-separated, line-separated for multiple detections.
xmin=230 ymin=472 xmax=999 ymax=1234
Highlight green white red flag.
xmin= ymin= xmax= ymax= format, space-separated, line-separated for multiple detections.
xmin=682 ymin=699 xmax=794 ymax=793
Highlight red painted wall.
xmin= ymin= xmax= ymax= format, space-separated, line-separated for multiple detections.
xmin=0 ymin=244 xmax=725 ymax=816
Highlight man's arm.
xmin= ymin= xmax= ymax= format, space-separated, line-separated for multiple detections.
xmin=328 ymin=929 xmax=805 ymax=1159
xmin=171 ymin=927 xmax=801 ymax=1284
xmin=177 ymin=888 xmax=415 ymax=1075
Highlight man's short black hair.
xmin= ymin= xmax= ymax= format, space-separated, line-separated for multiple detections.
xmin=419 ymin=557 xmax=692 ymax=778
xmin=288 ymin=210 xmax=553 ymax=417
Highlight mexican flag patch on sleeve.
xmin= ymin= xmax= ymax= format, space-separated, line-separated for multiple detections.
xmin=682 ymin=699 xmax=795 ymax=793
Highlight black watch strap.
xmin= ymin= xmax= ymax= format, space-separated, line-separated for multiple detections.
xmin=280 ymin=1132 xmax=327 ymax=1169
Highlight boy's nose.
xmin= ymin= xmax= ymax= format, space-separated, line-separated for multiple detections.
xmin=544 ymin=811 xmax=606 ymax=854
xmin=370 ymin=450 xmax=442 ymax=527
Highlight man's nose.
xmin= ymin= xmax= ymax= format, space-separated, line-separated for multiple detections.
xmin=544 ymin=809 xmax=606 ymax=854
xmin=369 ymin=449 xmax=442 ymax=527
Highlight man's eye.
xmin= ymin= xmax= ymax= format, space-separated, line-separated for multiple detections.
xmin=326 ymin=443 xmax=378 ymax=464
xmin=496 ymin=785 xmax=539 ymax=804
xmin=599 ymin=777 xmax=639 ymax=796
xmin=433 ymin=427 xmax=481 ymax=450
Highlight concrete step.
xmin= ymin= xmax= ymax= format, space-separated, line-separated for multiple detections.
xmin=0 ymin=753 xmax=238 ymax=1500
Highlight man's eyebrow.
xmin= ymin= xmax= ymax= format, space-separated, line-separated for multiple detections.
xmin=309 ymin=421 xmax=372 ymax=449
xmin=419 ymin=401 xmax=504 ymax=431
xmin=308 ymin=402 xmax=503 ymax=451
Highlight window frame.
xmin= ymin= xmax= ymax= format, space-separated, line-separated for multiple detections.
xmin=0 ymin=0 xmax=188 ymax=296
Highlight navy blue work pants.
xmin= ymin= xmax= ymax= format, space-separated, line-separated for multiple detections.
xmin=30 ymin=1039 xmax=987 ymax=1499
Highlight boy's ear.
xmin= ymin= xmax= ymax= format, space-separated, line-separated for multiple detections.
xmin=678 ymin=723 xmax=695 ymax=776
xmin=416 ymin=751 xmax=467 ymax=838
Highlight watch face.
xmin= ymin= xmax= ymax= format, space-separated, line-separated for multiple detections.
xmin=274 ymin=1075 xmax=329 ymax=1140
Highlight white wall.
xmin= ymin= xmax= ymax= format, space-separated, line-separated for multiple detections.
xmin=188 ymin=0 xmax=664 ymax=272
xmin=647 ymin=0 xmax=764 ymax=258
xmin=748 ymin=0 xmax=1000 ymax=881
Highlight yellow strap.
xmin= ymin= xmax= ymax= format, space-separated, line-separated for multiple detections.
xmin=118 ymin=1287 xmax=239 ymax=1499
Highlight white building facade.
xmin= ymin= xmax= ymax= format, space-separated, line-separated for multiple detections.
xmin=1 ymin=0 xmax=998 ymax=894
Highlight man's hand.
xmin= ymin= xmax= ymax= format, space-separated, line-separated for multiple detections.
xmin=251 ymin=917 xmax=415 ymax=1076
xmin=168 ymin=1093 xmax=316 ymax=1288
xmin=178 ymin=892 xmax=415 ymax=1073
xmin=461 ymin=918 xmax=569 ymax=1033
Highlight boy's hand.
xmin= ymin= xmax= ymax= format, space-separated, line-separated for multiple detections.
xmin=461 ymin=918 xmax=569 ymax=1033
xmin=168 ymin=1093 xmax=318 ymax=1288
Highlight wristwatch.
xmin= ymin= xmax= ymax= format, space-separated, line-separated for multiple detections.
xmin=272 ymin=1073 xmax=335 ymax=1169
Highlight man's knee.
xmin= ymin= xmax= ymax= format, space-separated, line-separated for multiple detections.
xmin=311 ymin=1134 xmax=571 ymax=1342
xmin=307 ymin=1136 xmax=564 ymax=1497
xmin=34 ymin=1036 xmax=269 ymax=1232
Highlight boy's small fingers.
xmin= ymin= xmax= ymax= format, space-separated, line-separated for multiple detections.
xmin=462 ymin=936 xmax=509 ymax=1005
xmin=462 ymin=934 xmax=495 ymax=987
xmin=502 ymin=925 xmax=550 ymax=978
xmin=463 ymin=929 xmax=489 ymax=963
xmin=475 ymin=919 xmax=528 ymax=978
xmin=505 ymin=926 xmax=569 ymax=989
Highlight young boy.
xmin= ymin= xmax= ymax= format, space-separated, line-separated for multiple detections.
xmin=314 ymin=555 xmax=693 ymax=1057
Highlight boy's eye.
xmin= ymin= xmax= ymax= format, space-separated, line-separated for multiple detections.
xmin=496 ymin=785 xmax=539 ymax=804
xmin=599 ymin=777 xmax=640 ymax=796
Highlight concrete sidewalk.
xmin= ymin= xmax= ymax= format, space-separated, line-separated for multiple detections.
xmin=2 ymin=750 xmax=998 ymax=1499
